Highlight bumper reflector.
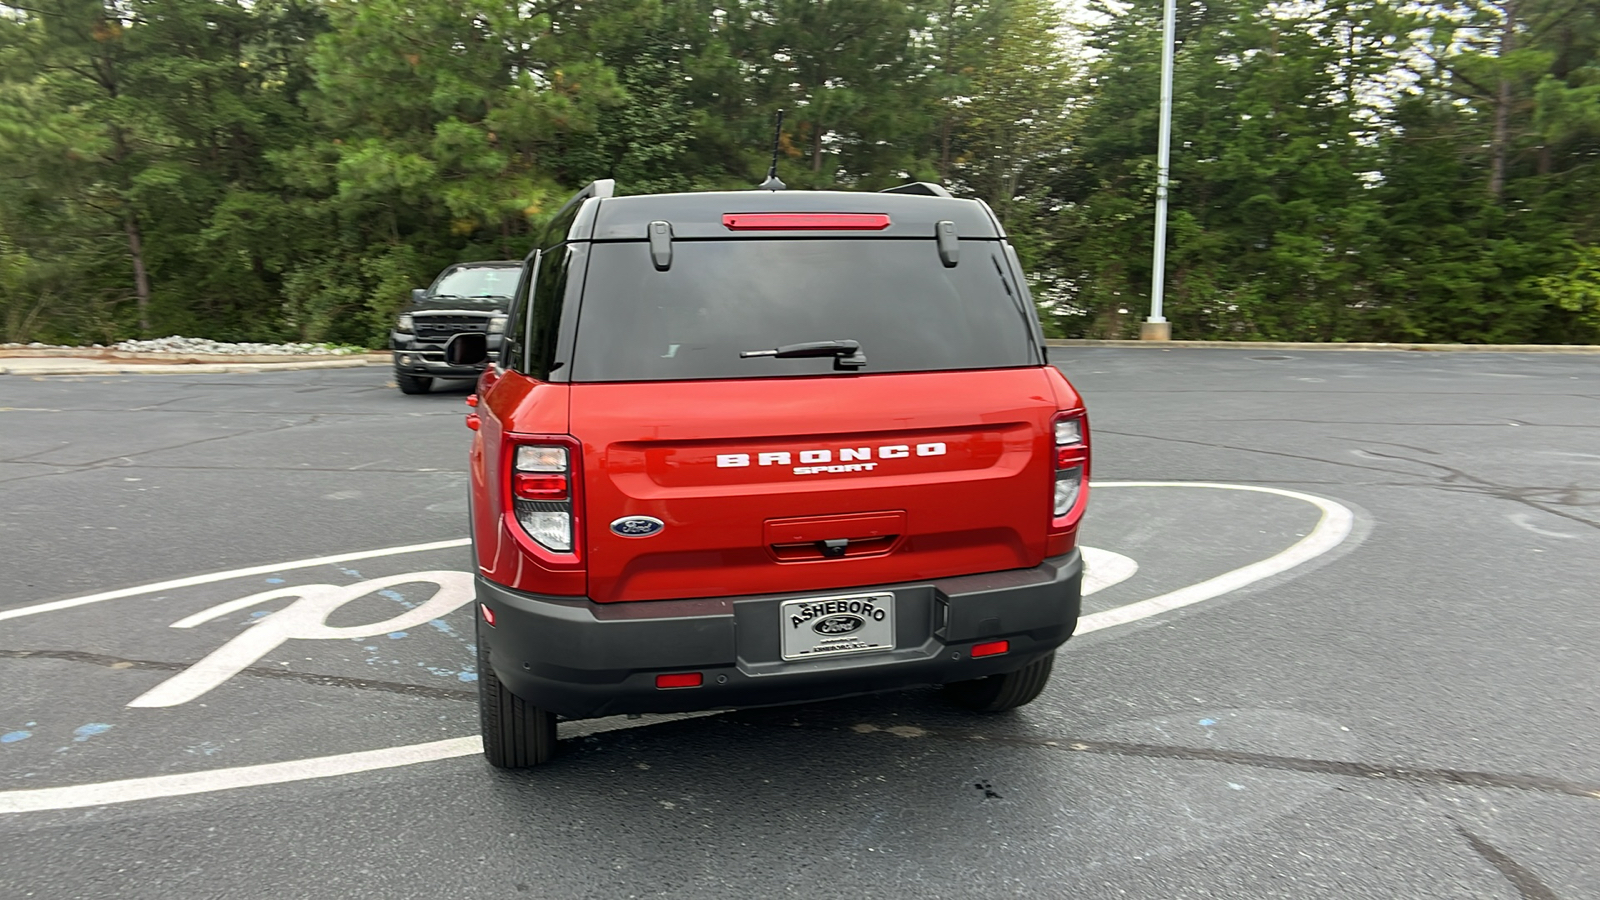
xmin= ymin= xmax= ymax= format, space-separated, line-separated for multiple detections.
xmin=972 ymin=640 xmax=1009 ymax=658
xmin=479 ymin=604 xmax=496 ymax=627
xmin=655 ymin=672 xmax=703 ymax=689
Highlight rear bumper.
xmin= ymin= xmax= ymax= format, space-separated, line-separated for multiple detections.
xmin=477 ymin=550 xmax=1082 ymax=719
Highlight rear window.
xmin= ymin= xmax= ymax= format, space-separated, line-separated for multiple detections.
xmin=569 ymin=240 xmax=1039 ymax=382
xmin=431 ymin=266 xmax=518 ymax=301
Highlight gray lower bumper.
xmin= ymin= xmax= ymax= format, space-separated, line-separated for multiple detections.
xmin=476 ymin=550 xmax=1083 ymax=719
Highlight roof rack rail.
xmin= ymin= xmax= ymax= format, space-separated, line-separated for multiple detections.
xmin=540 ymin=179 xmax=615 ymax=248
xmin=880 ymin=182 xmax=952 ymax=198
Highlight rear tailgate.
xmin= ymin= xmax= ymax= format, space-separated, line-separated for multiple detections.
xmin=571 ymin=368 xmax=1057 ymax=603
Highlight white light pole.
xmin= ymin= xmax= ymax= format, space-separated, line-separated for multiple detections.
xmin=1142 ymin=0 xmax=1177 ymax=341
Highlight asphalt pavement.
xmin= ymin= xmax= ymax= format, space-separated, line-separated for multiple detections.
xmin=1 ymin=350 xmax=1597 ymax=899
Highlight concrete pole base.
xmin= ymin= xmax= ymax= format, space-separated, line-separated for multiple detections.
xmin=1140 ymin=321 xmax=1172 ymax=341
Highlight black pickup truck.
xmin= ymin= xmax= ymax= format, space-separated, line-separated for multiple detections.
xmin=389 ymin=261 xmax=519 ymax=394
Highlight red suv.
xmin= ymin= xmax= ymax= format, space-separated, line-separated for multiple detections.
xmin=449 ymin=180 xmax=1090 ymax=767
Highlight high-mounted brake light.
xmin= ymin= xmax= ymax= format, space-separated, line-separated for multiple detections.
xmin=722 ymin=213 xmax=891 ymax=231
xmin=510 ymin=440 xmax=577 ymax=554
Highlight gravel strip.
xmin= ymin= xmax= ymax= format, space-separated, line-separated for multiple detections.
xmin=2 ymin=336 xmax=363 ymax=356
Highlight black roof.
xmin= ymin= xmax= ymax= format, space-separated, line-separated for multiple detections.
xmin=570 ymin=189 xmax=1004 ymax=243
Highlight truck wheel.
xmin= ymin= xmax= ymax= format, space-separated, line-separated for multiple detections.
xmin=395 ymin=371 xmax=433 ymax=395
xmin=477 ymin=621 xmax=558 ymax=767
xmin=943 ymin=652 xmax=1055 ymax=712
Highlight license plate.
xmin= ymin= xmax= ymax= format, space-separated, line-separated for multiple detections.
xmin=780 ymin=592 xmax=895 ymax=661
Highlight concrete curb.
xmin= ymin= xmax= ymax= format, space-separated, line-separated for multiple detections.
xmin=0 ymin=358 xmax=385 ymax=376
xmin=1046 ymin=339 xmax=1600 ymax=354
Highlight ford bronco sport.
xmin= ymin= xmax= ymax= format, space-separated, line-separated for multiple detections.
xmin=390 ymin=260 xmax=518 ymax=394
xmin=449 ymin=180 xmax=1090 ymax=767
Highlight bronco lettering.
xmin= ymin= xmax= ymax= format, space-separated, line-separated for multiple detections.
xmin=716 ymin=441 xmax=947 ymax=468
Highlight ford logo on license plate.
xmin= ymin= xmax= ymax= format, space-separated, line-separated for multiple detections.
xmin=813 ymin=614 xmax=864 ymax=635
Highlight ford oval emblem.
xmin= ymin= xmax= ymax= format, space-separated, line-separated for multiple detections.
xmin=610 ymin=516 xmax=665 ymax=538
xmin=813 ymin=614 xmax=865 ymax=636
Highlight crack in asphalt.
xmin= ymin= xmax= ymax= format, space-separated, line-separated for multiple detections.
xmin=1095 ymin=429 xmax=1425 ymax=478
xmin=1095 ymin=430 xmax=1600 ymax=529
xmin=1352 ymin=447 xmax=1600 ymax=530
xmin=1457 ymin=827 xmax=1563 ymax=900
xmin=0 ymin=460 xmax=466 ymax=475
xmin=1076 ymin=389 xmax=1600 ymax=397
xmin=0 ymin=649 xmax=476 ymax=702
xmin=0 ymin=417 xmax=329 ymax=484
xmin=1216 ymin=418 xmax=1599 ymax=429
xmin=737 ymin=720 xmax=1600 ymax=803
xmin=0 ymin=406 xmax=458 ymax=417
xmin=128 ymin=395 xmax=201 ymax=411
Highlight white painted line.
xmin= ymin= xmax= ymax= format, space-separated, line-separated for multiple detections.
xmin=0 ymin=538 xmax=471 ymax=624
xmin=1076 ymin=482 xmax=1354 ymax=634
xmin=1508 ymin=513 xmax=1578 ymax=539
xmin=130 ymin=572 xmax=475 ymax=708
xmin=0 ymin=713 xmax=728 ymax=814
xmin=1081 ymin=546 xmax=1138 ymax=596
xmin=0 ymin=482 xmax=1352 ymax=815
xmin=0 ymin=738 xmax=480 ymax=814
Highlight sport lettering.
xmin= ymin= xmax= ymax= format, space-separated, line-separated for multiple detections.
xmin=793 ymin=463 xmax=878 ymax=475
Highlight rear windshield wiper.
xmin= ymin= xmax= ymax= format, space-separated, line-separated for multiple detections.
xmin=740 ymin=339 xmax=867 ymax=370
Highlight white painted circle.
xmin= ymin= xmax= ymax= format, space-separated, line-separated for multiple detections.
xmin=0 ymin=482 xmax=1353 ymax=814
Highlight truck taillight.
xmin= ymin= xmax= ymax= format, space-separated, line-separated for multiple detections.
xmin=510 ymin=440 xmax=577 ymax=554
xmin=1051 ymin=410 xmax=1089 ymax=527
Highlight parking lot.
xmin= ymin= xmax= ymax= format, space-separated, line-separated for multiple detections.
xmin=2 ymin=348 xmax=1597 ymax=899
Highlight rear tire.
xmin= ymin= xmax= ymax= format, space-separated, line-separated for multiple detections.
xmin=943 ymin=652 xmax=1055 ymax=712
xmin=395 ymin=371 xmax=433 ymax=395
xmin=477 ymin=621 xmax=558 ymax=768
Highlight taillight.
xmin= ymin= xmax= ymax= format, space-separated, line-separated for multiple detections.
xmin=1051 ymin=410 xmax=1089 ymax=529
xmin=510 ymin=440 xmax=576 ymax=554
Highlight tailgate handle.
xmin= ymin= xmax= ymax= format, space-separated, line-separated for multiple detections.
xmin=935 ymin=220 xmax=959 ymax=267
xmin=649 ymin=220 xmax=673 ymax=270
xmin=764 ymin=511 xmax=906 ymax=563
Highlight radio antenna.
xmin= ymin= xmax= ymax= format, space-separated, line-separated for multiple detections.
xmin=758 ymin=109 xmax=786 ymax=191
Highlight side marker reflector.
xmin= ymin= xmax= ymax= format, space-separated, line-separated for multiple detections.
xmin=972 ymin=640 xmax=1009 ymax=658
